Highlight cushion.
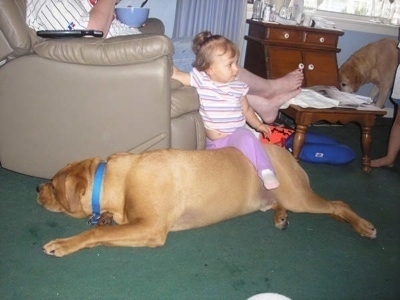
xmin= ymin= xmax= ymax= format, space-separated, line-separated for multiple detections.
xmin=172 ymin=37 xmax=194 ymax=72
xmin=285 ymin=132 xmax=355 ymax=165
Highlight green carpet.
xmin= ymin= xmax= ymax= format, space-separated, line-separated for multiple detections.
xmin=0 ymin=118 xmax=399 ymax=300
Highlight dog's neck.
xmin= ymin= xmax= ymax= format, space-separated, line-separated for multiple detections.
xmin=87 ymin=162 xmax=107 ymax=225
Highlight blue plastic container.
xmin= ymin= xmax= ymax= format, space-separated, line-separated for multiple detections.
xmin=115 ymin=7 xmax=149 ymax=28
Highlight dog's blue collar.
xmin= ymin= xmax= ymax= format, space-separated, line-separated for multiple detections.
xmin=88 ymin=162 xmax=106 ymax=225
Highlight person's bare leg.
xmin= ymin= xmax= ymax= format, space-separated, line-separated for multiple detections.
xmin=237 ymin=67 xmax=303 ymax=122
xmin=248 ymin=89 xmax=301 ymax=124
xmin=371 ymin=106 xmax=400 ymax=167
xmin=237 ymin=67 xmax=303 ymax=98
xmin=87 ymin=0 xmax=117 ymax=36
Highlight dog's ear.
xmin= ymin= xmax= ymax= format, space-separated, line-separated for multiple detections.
xmin=54 ymin=160 xmax=93 ymax=215
xmin=351 ymin=71 xmax=363 ymax=92
xmin=63 ymin=175 xmax=88 ymax=213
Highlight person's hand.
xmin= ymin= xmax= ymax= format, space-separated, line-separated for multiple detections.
xmin=257 ymin=123 xmax=272 ymax=138
xmin=89 ymin=0 xmax=120 ymax=5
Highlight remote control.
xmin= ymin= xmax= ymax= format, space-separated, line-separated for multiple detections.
xmin=37 ymin=30 xmax=103 ymax=38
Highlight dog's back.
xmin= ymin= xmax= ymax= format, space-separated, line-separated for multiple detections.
xmin=107 ymin=148 xmax=269 ymax=231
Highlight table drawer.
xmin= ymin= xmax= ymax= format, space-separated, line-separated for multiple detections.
xmin=304 ymin=32 xmax=337 ymax=47
xmin=266 ymin=28 xmax=303 ymax=43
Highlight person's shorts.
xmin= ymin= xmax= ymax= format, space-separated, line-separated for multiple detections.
xmin=392 ymin=98 xmax=400 ymax=106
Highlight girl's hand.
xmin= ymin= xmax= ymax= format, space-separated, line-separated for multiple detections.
xmin=257 ymin=123 xmax=271 ymax=138
xmin=171 ymin=66 xmax=190 ymax=85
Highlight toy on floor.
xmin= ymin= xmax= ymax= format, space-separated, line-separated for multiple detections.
xmin=259 ymin=125 xmax=294 ymax=147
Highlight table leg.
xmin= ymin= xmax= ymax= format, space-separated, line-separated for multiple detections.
xmin=291 ymin=124 xmax=308 ymax=159
xmin=361 ymin=125 xmax=372 ymax=173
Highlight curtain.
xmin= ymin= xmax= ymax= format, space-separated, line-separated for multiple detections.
xmin=173 ymin=0 xmax=247 ymax=46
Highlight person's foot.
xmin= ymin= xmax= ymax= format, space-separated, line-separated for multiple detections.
xmin=371 ymin=156 xmax=395 ymax=168
xmin=237 ymin=67 xmax=303 ymax=98
xmin=264 ymin=69 xmax=304 ymax=97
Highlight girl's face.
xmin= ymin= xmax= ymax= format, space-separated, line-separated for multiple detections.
xmin=206 ymin=50 xmax=239 ymax=84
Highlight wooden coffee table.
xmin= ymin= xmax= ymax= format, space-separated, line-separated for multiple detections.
xmin=281 ymin=105 xmax=387 ymax=173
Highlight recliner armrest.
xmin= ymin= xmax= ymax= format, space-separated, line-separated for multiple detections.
xmin=171 ymin=79 xmax=199 ymax=118
xmin=33 ymin=34 xmax=173 ymax=65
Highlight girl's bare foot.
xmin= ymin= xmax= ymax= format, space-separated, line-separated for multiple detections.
xmin=371 ymin=156 xmax=395 ymax=168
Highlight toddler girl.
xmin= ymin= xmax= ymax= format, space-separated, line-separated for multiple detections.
xmin=172 ymin=31 xmax=279 ymax=189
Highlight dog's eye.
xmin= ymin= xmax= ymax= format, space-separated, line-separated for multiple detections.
xmin=340 ymin=82 xmax=347 ymax=87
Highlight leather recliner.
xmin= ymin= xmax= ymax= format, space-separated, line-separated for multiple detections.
xmin=0 ymin=0 xmax=205 ymax=179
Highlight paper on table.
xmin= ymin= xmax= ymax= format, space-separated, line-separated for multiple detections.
xmin=280 ymin=88 xmax=340 ymax=109
xmin=354 ymin=104 xmax=386 ymax=111
xmin=309 ymin=86 xmax=373 ymax=107
xmin=280 ymin=86 xmax=384 ymax=111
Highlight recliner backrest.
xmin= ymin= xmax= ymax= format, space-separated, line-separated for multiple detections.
xmin=0 ymin=0 xmax=38 ymax=63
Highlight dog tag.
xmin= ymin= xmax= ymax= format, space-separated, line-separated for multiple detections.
xmin=87 ymin=214 xmax=101 ymax=225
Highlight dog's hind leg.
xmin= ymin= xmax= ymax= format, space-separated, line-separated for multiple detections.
xmin=328 ymin=200 xmax=377 ymax=238
xmin=266 ymin=145 xmax=376 ymax=238
xmin=278 ymin=191 xmax=377 ymax=239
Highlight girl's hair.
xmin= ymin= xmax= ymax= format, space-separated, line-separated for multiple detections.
xmin=192 ymin=31 xmax=239 ymax=71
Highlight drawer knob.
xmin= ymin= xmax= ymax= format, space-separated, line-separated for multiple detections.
xmin=308 ymin=64 xmax=314 ymax=70
xmin=284 ymin=33 xmax=290 ymax=39
xmin=319 ymin=37 xmax=325 ymax=43
xmin=298 ymin=63 xmax=304 ymax=70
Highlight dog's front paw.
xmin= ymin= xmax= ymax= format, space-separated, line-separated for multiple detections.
xmin=43 ymin=238 xmax=74 ymax=257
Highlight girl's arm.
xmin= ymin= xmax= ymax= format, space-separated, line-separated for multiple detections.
xmin=172 ymin=66 xmax=191 ymax=86
xmin=242 ymin=96 xmax=271 ymax=137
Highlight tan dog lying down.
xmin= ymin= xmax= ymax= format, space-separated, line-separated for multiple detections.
xmin=339 ymin=38 xmax=398 ymax=108
xmin=37 ymin=146 xmax=377 ymax=257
